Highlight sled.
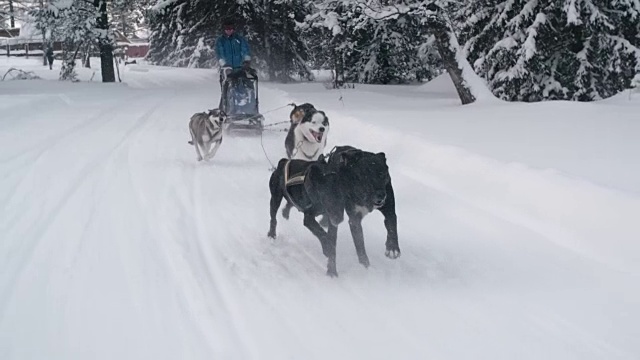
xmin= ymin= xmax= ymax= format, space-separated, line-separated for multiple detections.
xmin=220 ymin=67 xmax=265 ymax=136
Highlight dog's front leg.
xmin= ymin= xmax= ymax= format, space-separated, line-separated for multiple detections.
xmin=190 ymin=130 xmax=203 ymax=161
xmin=379 ymin=183 xmax=400 ymax=259
xmin=281 ymin=201 xmax=293 ymax=219
xmin=205 ymin=139 xmax=222 ymax=161
xmin=303 ymin=213 xmax=332 ymax=258
xmin=325 ymin=223 xmax=338 ymax=277
xmin=346 ymin=210 xmax=370 ymax=268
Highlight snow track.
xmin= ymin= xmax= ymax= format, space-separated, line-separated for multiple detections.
xmin=1 ymin=63 xmax=638 ymax=359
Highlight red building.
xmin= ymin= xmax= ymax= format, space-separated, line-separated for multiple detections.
xmin=114 ymin=31 xmax=150 ymax=59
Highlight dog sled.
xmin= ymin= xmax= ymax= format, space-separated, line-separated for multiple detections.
xmin=220 ymin=67 xmax=265 ymax=135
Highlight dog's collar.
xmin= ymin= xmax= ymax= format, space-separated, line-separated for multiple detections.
xmin=294 ymin=140 xmax=321 ymax=160
xmin=300 ymin=147 xmax=320 ymax=160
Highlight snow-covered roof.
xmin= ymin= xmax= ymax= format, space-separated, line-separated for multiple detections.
xmin=17 ymin=21 xmax=42 ymax=39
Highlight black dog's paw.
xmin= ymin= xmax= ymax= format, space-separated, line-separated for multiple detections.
xmin=267 ymin=230 xmax=276 ymax=239
xmin=326 ymin=268 xmax=339 ymax=278
xmin=385 ymin=247 xmax=401 ymax=259
xmin=358 ymin=255 xmax=370 ymax=268
xmin=281 ymin=207 xmax=290 ymax=220
xmin=326 ymin=259 xmax=338 ymax=277
xmin=188 ymin=140 xmax=193 ymax=145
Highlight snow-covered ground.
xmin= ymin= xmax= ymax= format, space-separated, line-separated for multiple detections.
xmin=1 ymin=57 xmax=639 ymax=360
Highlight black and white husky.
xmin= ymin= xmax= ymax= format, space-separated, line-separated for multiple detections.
xmin=188 ymin=109 xmax=224 ymax=162
xmin=285 ymin=103 xmax=330 ymax=161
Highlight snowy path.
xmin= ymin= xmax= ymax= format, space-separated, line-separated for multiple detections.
xmin=1 ymin=64 xmax=639 ymax=359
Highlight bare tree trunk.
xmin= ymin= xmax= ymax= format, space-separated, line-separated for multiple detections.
xmin=40 ymin=0 xmax=47 ymax=66
xmin=264 ymin=0 xmax=275 ymax=80
xmin=333 ymin=47 xmax=345 ymax=89
xmin=83 ymin=43 xmax=91 ymax=68
xmin=9 ymin=0 xmax=15 ymax=28
xmin=426 ymin=6 xmax=475 ymax=105
xmin=95 ymin=0 xmax=115 ymax=82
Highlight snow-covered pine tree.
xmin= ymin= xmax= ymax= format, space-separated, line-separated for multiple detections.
xmin=244 ymin=0 xmax=312 ymax=82
xmin=461 ymin=0 xmax=640 ymax=101
xmin=31 ymin=0 xmax=116 ymax=82
xmin=303 ymin=0 xmax=351 ymax=87
xmin=110 ymin=0 xmax=153 ymax=39
xmin=306 ymin=0 xmax=439 ymax=85
xmin=148 ymin=0 xmax=311 ymax=80
xmin=0 ymin=0 xmax=19 ymax=28
xmin=146 ymin=0 xmax=186 ymax=66
xmin=148 ymin=0 xmax=247 ymax=68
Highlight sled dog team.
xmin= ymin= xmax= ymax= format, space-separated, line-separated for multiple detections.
xmin=188 ymin=103 xmax=400 ymax=277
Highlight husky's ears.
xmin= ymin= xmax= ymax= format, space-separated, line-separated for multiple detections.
xmin=290 ymin=110 xmax=304 ymax=124
xmin=208 ymin=108 xmax=226 ymax=117
xmin=376 ymin=152 xmax=386 ymax=162
xmin=339 ymin=150 xmax=363 ymax=166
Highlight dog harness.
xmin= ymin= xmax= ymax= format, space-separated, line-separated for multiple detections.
xmin=283 ymin=160 xmax=313 ymax=211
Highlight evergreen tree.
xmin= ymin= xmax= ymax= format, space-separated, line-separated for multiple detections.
xmin=110 ymin=0 xmax=153 ymax=38
xmin=244 ymin=0 xmax=312 ymax=81
xmin=147 ymin=0 xmax=311 ymax=80
xmin=460 ymin=0 xmax=640 ymax=101
xmin=1 ymin=1 xmax=36 ymax=28
xmin=306 ymin=0 xmax=441 ymax=85
xmin=30 ymin=0 xmax=115 ymax=82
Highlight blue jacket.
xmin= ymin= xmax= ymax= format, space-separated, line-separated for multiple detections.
xmin=215 ymin=33 xmax=251 ymax=69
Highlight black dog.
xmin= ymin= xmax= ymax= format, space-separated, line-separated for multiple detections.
xmin=327 ymin=146 xmax=400 ymax=267
xmin=268 ymin=157 xmax=344 ymax=277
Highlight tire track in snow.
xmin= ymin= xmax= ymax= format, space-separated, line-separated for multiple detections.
xmin=0 ymin=93 xmax=148 ymax=209
xmin=116 ymin=94 xmax=262 ymax=358
xmin=0 ymin=93 xmax=169 ymax=326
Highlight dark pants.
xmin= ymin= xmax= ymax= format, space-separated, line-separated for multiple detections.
xmin=219 ymin=72 xmax=228 ymax=111
xmin=47 ymin=55 xmax=54 ymax=70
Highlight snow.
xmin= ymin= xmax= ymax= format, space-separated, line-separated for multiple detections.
xmin=564 ymin=0 xmax=582 ymax=25
xmin=523 ymin=13 xmax=547 ymax=61
xmin=1 ymin=57 xmax=639 ymax=360
xmin=151 ymin=0 xmax=180 ymax=12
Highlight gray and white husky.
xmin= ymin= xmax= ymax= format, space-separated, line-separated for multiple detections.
xmin=188 ymin=109 xmax=224 ymax=162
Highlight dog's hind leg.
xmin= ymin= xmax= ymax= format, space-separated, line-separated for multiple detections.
xmin=325 ymin=223 xmax=338 ymax=277
xmin=191 ymin=129 xmax=203 ymax=161
xmin=281 ymin=201 xmax=293 ymax=219
xmin=346 ymin=211 xmax=370 ymax=268
xmin=268 ymin=180 xmax=284 ymax=239
xmin=188 ymin=128 xmax=194 ymax=145
xmin=379 ymin=182 xmax=400 ymax=259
